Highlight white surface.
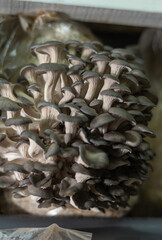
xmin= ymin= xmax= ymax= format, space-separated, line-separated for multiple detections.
xmin=17 ymin=0 xmax=162 ymax=13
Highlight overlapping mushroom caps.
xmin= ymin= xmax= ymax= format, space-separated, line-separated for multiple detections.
xmin=0 ymin=40 xmax=157 ymax=215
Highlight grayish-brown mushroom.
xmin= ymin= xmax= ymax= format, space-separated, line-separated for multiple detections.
xmin=109 ymin=59 xmax=131 ymax=77
xmin=109 ymin=107 xmax=136 ymax=130
xmin=20 ymin=64 xmax=37 ymax=84
xmin=100 ymin=89 xmax=123 ymax=112
xmin=78 ymin=144 xmax=109 ymax=169
xmin=82 ymin=71 xmax=101 ymax=102
xmin=35 ymin=63 xmax=68 ymax=104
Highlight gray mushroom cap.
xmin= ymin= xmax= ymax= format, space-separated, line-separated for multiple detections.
xmin=60 ymin=147 xmax=78 ymax=158
xmin=132 ymin=124 xmax=155 ymax=137
xmin=19 ymin=64 xmax=36 ymax=77
xmin=28 ymin=185 xmax=53 ymax=198
xmin=109 ymin=107 xmax=136 ymax=125
xmin=45 ymin=142 xmax=60 ymax=159
xmin=67 ymin=54 xmax=85 ymax=66
xmin=0 ymin=97 xmax=21 ymax=111
xmin=34 ymin=162 xmax=58 ymax=172
xmin=0 ymin=134 xmax=6 ymax=142
xmin=37 ymin=102 xmax=61 ymax=113
xmin=17 ymin=96 xmax=34 ymax=106
xmin=101 ymin=89 xmax=123 ymax=100
xmin=0 ymin=176 xmax=16 ymax=188
xmin=59 ymin=177 xmax=83 ymax=197
xmin=61 ymin=86 xmax=75 ymax=95
xmin=71 ymin=80 xmax=83 ymax=87
xmin=79 ymin=104 xmax=97 ymax=117
xmin=27 ymin=84 xmax=40 ymax=93
xmin=90 ymin=54 xmax=110 ymax=63
xmin=35 ymin=63 xmax=68 ymax=75
xmin=109 ymin=59 xmax=131 ymax=77
xmin=31 ymin=41 xmax=64 ymax=54
xmin=20 ymin=130 xmax=45 ymax=150
xmin=104 ymin=132 xmax=126 ymax=143
xmin=112 ymin=48 xmax=136 ymax=60
xmin=124 ymin=130 xmax=142 ymax=147
xmin=67 ymin=64 xmax=84 ymax=75
xmin=91 ymin=41 xmax=104 ymax=50
xmin=65 ymin=40 xmax=80 ymax=47
xmin=5 ymin=117 xmax=32 ymax=126
xmin=58 ymin=113 xmax=88 ymax=123
xmin=79 ymin=144 xmax=109 ymax=169
xmin=129 ymin=70 xmax=150 ymax=88
xmin=103 ymin=74 xmax=120 ymax=83
xmin=110 ymin=83 xmax=131 ymax=94
xmin=90 ymin=113 xmax=115 ymax=129
xmin=110 ymin=53 xmax=127 ymax=61
xmin=89 ymin=99 xmax=102 ymax=107
xmin=79 ymin=42 xmax=98 ymax=52
xmin=81 ymin=70 xmax=101 ymax=80
xmin=138 ymin=96 xmax=155 ymax=109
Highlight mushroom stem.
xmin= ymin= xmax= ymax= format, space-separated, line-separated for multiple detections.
xmin=109 ymin=60 xmax=131 ymax=78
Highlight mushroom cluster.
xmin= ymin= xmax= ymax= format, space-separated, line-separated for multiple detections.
xmin=0 ymin=40 xmax=157 ymax=214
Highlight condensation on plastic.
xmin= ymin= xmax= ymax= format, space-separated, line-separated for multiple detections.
xmin=0 ymin=224 xmax=92 ymax=240
xmin=0 ymin=11 xmax=97 ymax=82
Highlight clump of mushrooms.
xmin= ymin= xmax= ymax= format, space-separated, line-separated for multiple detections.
xmin=0 ymin=40 xmax=157 ymax=216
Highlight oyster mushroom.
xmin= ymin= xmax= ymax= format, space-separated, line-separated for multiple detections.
xmin=79 ymin=43 xmax=98 ymax=60
xmin=59 ymin=87 xmax=75 ymax=105
xmin=67 ymin=64 xmax=84 ymax=97
xmin=109 ymin=59 xmax=131 ymax=77
xmin=129 ymin=69 xmax=150 ymax=88
xmin=100 ymin=89 xmax=123 ymax=112
xmin=27 ymin=83 xmax=42 ymax=106
xmin=5 ymin=117 xmax=32 ymax=135
xmin=65 ymin=40 xmax=80 ymax=55
xmin=0 ymin=39 xmax=156 ymax=216
xmin=0 ymin=79 xmax=20 ymax=103
xmin=35 ymin=63 xmax=68 ymax=104
xmin=109 ymin=107 xmax=136 ymax=130
xmin=31 ymin=41 xmax=65 ymax=64
xmin=90 ymin=54 xmax=110 ymax=73
xmin=111 ymin=48 xmax=136 ymax=60
xmin=59 ymin=177 xmax=83 ymax=197
xmin=37 ymin=101 xmax=61 ymax=131
xmin=90 ymin=112 xmax=115 ymax=134
xmin=82 ymin=70 xmax=101 ymax=103
xmin=0 ymin=97 xmax=21 ymax=119
xmin=20 ymin=64 xmax=37 ymax=84
xmin=20 ymin=130 xmax=45 ymax=158
xmin=78 ymin=144 xmax=109 ymax=169
xmin=98 ymin=74 xmax=120 ymax=100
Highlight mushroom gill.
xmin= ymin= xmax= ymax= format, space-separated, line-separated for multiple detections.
xmin=0 ymin=40 xmax=157 ymax=216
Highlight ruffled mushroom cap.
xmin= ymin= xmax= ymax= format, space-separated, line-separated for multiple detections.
xmin=0 ymin=40 xmax=156 ymax=216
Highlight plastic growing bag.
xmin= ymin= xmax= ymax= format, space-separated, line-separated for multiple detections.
xmin=0 ymin=224 xmax=92 ymax=240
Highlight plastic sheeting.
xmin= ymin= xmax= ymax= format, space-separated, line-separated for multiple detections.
xmin=0 ymin=224 xmax=92 ymax=240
